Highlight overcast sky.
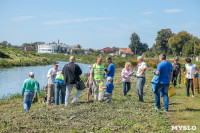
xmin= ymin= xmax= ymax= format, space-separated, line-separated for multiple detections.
xmin=0 ymin=0 xmax=200 ymax=49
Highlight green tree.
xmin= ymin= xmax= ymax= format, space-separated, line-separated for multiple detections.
xmin=129 ymin=33 xmax=148 ymax=55
xmin=168 ymin=31 xmax=192 ymax=56
xmin=0 ymin=41 xmax=12 ymax=47
xmin=154 ymin=29 xmax=173 ymax=54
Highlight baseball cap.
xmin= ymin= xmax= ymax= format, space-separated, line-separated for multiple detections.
xmin=29 ymin=72 xmax=34 ymax=77
xmin=107 ymin=76 xmax=112 ymax=81
xmin=175 ymin=57 xmax=179 ymax=61
xmin=185 ymin=58 xmax=191 ymax=63
xmin=54 ymin=62 xmax=59 ymax=65
xmin=89 ymin=64 xmax=93 ymax=68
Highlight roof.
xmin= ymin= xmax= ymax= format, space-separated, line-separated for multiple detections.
xmin=101 ymin=47 xmax=114 ymax=52
xmin=119 ymin=48 xmax=133 ymax=54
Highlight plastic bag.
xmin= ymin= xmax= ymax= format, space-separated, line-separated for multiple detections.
xmin=168 ymin=83 xmax=176 ymax=97
xmin=184 ymin=74 xmax=187 ymax=85
xmin=98 ymin=80 xmax=106 ymax=101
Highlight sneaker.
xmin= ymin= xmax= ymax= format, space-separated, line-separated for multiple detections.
xmin=192 ymin=95 xmax=195 ymax=98
xmin=71 ymin=101 xmax=79 ymax=105
xmin=155 ymin=107 xmax=160 ymax=111
xmin=164 ymin=110 xmax=168 ymax=112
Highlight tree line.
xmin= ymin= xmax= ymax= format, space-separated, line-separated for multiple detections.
xmin=129 ymin=29 xmax=200 ymax=58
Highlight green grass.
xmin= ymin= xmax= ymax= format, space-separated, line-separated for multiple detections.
xmin=0 ymin=69 xmax=171 ymax=132
xmin=0 ymin=46 xmax=53 ymax=67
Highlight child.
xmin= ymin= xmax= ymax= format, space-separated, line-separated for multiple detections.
xmin=121 ymin=62 xmax=134 ymax=96
xmin=185 ymin=58 xmax=197 ymax=97
xmin=102 ymin=77 xmax=114 ymax=104
xmin=22 ymin=72 xmax=40 ymax=111
xmin=86 ymin=64 xmax=93 ymax=102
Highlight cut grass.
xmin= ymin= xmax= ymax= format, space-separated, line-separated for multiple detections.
xmin=0 ymin=68 xmax=200 ymax=132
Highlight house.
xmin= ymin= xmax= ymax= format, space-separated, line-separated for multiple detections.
xmin=38 ymin=44 xmax=58 ymax=54
xmin=24 ymin=46 xmax=34 ymax=51
xmin=119 ymin=48 xmax=133 ymax=57
xmin=100 ymin=47 xmax=114 ymax=54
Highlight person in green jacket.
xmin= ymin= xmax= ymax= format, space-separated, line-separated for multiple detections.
xmin=22 ymin=72 xmax=40 ymax=111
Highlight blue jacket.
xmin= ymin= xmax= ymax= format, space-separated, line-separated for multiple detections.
xmin=151 ymin=71 xmax=160 ymax=91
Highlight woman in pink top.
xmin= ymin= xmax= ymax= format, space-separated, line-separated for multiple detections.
xmin=121 ymin=62 xmax=134 ymax=96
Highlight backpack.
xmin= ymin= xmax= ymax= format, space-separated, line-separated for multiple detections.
xmin=173 ymin=63 xmax=181 ymax=76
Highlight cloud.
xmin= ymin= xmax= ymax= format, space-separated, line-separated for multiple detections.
xmin=43 ymin=17 xmax=115 ymax=25
xmin=164 ymin=9 xmax=182 ymax=13
xmin=141 ymin=11 xmax=154 ymax=15
xmin=10 ymin=16 xmax=36 ymax=21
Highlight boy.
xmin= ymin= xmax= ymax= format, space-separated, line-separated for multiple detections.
xmin=102 ymin=77 xmax=114 ymax=104
xmin=86 ymin=64 xmax=93 ymax=102
xmin=185 ymin=58 xmax=197 ymax=97
xmin=22 ymin=72 xmax=40 ymax=111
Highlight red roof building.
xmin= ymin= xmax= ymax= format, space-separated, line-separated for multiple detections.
xmin=100 ymin=47 xmax=114 ymax=54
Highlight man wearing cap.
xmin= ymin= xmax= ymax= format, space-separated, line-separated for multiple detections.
xmin=172 ymin=57 xmax=181 ymax=87
xmin=22 ymin=72 xmax=40 ymax=111
xmin=136 ymin=56 xmax=147 ymax=102
xmin=62 ymin=56 xmax=82 ymax=106
xmin=47 ymin=62 xmax=59 ymax=105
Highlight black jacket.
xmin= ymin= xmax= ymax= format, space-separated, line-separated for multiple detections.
xmin=62 ymin=62 xmax=82 ymax=85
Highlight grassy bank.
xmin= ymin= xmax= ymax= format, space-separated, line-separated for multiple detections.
xmin=0 ymin=68 xmax=189 ymax=133
xmin=0 ymin=46 xmax=53 ymax=68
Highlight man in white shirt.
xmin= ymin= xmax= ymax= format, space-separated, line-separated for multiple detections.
xmin=136 ymin=56 xmax=147 ymax=102
xmin=185 ymin=58 xmax=197 ymax=97
xmin=47 ymin=62 xmax=59 ymax=105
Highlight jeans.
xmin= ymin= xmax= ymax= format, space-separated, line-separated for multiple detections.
xmin=122 ymin=82 xmax=130 ymax=96
xmin=103 ymin=92 xmax=112 ymax=104
xmin=23 ymin=91 xmax=34 ymax=111
xmin=154 ymin=84 xmax=169 ymax=111
xmin=65 ymin=84 xmax=82 ymax=106
xmin=186 ymin=78 xmax=194 ymax=96
xmin=55 ymin=83 xmax=66 ymax=105
xmin=172 ymin=75 xmax=178 ymax=87
xmin=136 ymin=77 xmax=145 ymax=102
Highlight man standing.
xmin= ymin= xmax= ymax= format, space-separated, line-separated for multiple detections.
xmin=90 ymin=56 xmax=105 ymax=101
xmin=47 ymin=62 xmax=59 ymax=105
xmin=62 ymin=56 xmax=82 ymax=106
xmin=136 ymin=56 xmax=147 ymax=102
xmin=172 ymin=57 xmax=181 ymax=87
xmin=104 ymin=56 xmax=115 ymax=83
xmin=155 ymin=54 xmax=173 ymax=112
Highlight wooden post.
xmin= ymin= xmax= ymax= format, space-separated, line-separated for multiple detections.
xmin=193 ymin=74 xmax=195 ymax=95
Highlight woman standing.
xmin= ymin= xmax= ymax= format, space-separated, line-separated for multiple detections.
xmin=121 ymin=62 xmax=134 ymax=96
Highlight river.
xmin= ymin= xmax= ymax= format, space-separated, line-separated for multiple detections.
xmin=0 ymin=61 xmax=90 ymax=98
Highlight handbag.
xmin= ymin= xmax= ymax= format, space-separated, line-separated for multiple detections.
xmin=168 ymin=82 xmax=176 ymax=97
xmin=76 ymin=80 xmax=86 ymax=90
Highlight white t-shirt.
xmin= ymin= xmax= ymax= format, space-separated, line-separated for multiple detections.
xmin=47 ymin=68 xmax=59 ymax=85
xmin=186 ymin=64 xmax=196 ymax=79
xmin=136 ymin=62 xmax=147 ymax=77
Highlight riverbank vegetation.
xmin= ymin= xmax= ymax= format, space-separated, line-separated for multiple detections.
xmin=0 ymin=46 xmax=53 ymax=68
xmin=1 ymin=68 xmax=200 ymax=132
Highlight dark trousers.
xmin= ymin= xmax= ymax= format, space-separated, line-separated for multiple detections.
xmin=186 ymin=78 xmax=194 ymax=96
xmin=172 ymin=75 xmax=178 ymax=87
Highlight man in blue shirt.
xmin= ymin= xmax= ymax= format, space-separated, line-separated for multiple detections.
xmin=155 ymin=54 xmax=173 ymax=112
xmin=104 ymin=56 xmax=115 ymax=82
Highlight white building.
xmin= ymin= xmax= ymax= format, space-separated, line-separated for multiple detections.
xmin=38 ymin=44 xmax=58 ymax=54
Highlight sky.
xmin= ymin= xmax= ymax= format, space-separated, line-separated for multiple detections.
xmin=0 ymin=0 xmax=200 ymax=49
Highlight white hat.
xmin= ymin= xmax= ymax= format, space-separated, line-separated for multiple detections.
xmin=137 ymin=56 xmax=143 ymax=60
xmin=29 ymin=72 xmax=34 ymax=76
xmin=107 ymin=76 xmax=112 ymax=81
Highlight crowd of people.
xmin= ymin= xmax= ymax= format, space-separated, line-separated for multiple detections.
xmin=21 ymin=54 xmax=198 ymax=112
